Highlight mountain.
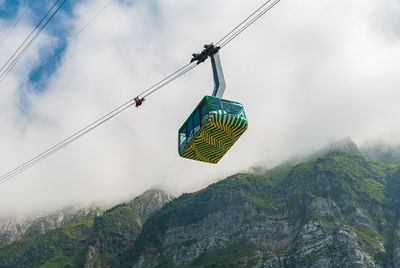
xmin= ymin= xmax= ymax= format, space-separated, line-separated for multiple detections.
xmin=87 ymin=189 xmax=173 ymax=267
xmin=1 ymin=139 xmax=400 ymax=267
xmin=361 ymin=141 xmax=400 ymax=166
xmin=0 ymin=189 xmax=172 ymax=268
xmin=0 ymin=207 xmax=101 ymax=246
xmin=132 ymin=139 xmax=400 ymax=267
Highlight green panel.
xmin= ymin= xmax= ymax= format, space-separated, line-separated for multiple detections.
xmin=179 ymin=111 xmax=248 ymax=163
xmin=178 ymin=96 xmax=246 ymax=133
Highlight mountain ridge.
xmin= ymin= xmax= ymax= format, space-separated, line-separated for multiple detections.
xmin=2 ymin=139 xmax=400 ymax=267
xmin=132 ymin=142 xmax=400 ymax=267
xmin=0 ymin=189 xmax=173 ymax=268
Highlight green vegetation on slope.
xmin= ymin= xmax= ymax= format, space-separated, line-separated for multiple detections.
xmin=0 ymin=216 xmax=93 ymax=268
xmin=190 ymin=241 xmax=263 ymax=268
xmin=280 ymin=152 xmax=392 ymax=209
xmin=2 ymin=149 xmax=400 ymax=267
xmin=0 ymin=190 xmax=170 ymax=268
xmin=135 ymin=151 xmax=400 ymax=266
xmin=137 ymin=172 xmax=284 ymax=254
xmin=91 ymin=202 xmax=144 ymax=267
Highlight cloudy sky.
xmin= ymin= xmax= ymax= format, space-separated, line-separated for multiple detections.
xmin=0 ymin=0 xmax=400 ymax=217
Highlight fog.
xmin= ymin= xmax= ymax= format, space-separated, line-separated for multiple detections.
xmin=0 ymin=0 xmax=400 ymax=217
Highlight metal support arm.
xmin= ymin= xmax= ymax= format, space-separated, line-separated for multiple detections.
xmin=211 ymin=53 xmax=226 ymax=98
xmin=190 ymin=44 xmax=226 ymax=98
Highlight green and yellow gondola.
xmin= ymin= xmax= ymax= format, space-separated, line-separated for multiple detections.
xmin=178 ymin=96 xmax=248 ymax=164
xmin=178 ymin=44 xmax=248 ymax=164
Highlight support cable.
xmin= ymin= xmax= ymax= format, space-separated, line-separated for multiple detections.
xmin=219 ymin=0 xmax=280 ymax=48
xmin=0 ymin=0 xmax=65 ymax=83
xmin=0 ymin=0 xmax=116 ymax=105
xmin=215 ymin=0 xmax=273 ymax=46
xmin=0 ymin=0 xmax=37 ymax=48
xmin=0 ymin=62 xmax=196 ymax=184
xmin=0 ymin=0 xmax=281 ymax=184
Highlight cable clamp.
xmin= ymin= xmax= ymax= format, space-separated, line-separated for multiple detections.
xmin=134 ymin=97 xmax=145 ymax=107
xmin=190 ymin=43 xmax=221 ymax=65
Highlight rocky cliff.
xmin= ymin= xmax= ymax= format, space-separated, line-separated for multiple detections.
xmin=0 ymin=189 xmax=172 ymax=268
xmin=132 ymin=142 xmax=400 ymax=267
xmin=1 ymin=140 xmax=400 ymax=268
xmin=0 ymin=207 xmax=100 ymax=245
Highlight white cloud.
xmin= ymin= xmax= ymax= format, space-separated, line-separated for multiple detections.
xmin=1 ymin=0 xmax=400 ymax=216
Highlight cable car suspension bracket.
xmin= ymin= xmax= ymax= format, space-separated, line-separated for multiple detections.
xmin=191 ymin=43 xmax=226 ymax=98
xmin=191 ymin=44 xmax=220 ymax=65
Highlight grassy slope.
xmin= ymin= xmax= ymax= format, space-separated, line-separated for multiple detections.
xmin=0 ymin=191 xmax=163 ymax=268
xmin=135 ymin=152 xmax=400 ymax=266
xmin=0 ymin=216 xmax=93 ymax=268
xmin=1 ymin=152 xmax=399 ymax=267
xmin=91 ymin=202 xmax=143 ymax=267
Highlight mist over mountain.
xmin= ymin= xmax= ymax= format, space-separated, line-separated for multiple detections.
xmin=1 ymin=139 xmax=400 ymax=267
xmin=2 ymin=0 xmax=400 ymax=219
xmin=1 ymin=0 xmax=400 ymax=266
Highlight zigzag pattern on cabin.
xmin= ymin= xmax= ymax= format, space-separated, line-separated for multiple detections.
xmin=181 ymin=111 xmax=248 ymax=163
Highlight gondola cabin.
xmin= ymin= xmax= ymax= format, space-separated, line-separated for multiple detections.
xmin=178 ymin=95 xmax=248 ymax=163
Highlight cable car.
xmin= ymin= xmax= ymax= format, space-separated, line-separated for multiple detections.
xmin=178 ymin=45 xmax=248 ymax=163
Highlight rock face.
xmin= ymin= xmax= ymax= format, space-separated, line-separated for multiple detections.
xmin=393 ymin=240 xmax=400 ymax=268
xmin=0 ymin=189 xmax=173 ymax=268
xmin=85 ymin=189 xmax=173 ymax=268
xmin=361 ymin=141 xmax=400 ymax=165
xmin=132 ymin=147 xmax=400 ymax=267
xmin=0 ymin=217 xmax=32 ymax=245
xmin=323 ymin=137 xmax=360 ymax=155
xmin=2 ymin=141 xmax=400 ymax=268
xmin=84 ymin=246 xmax=99 ymax=268
xmin=0 ymin=207 xmax=100 ymax=245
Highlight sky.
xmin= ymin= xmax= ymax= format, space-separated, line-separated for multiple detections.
xmin=0 ymin=0 xmax=400 ymax=217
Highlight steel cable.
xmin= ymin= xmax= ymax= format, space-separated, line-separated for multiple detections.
xmin=0 ymin=0 xmax=281 ymax=184
xmin=215 ymin=0 xmax=273 ymax=46
xmin=0 ymin=0 xmax=37 ymax=48
xmin=0 ymin=0 xmax=66 ymax=82
xmin=0 ymin=0 xmax=65 ymax=83
xmin=219 ymin=0 xmax=280 ymax=48
xmin=0 ymin=62 xmax=196 ymax=184
xmin=0 ymin=0 xmax=116 ymax=105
